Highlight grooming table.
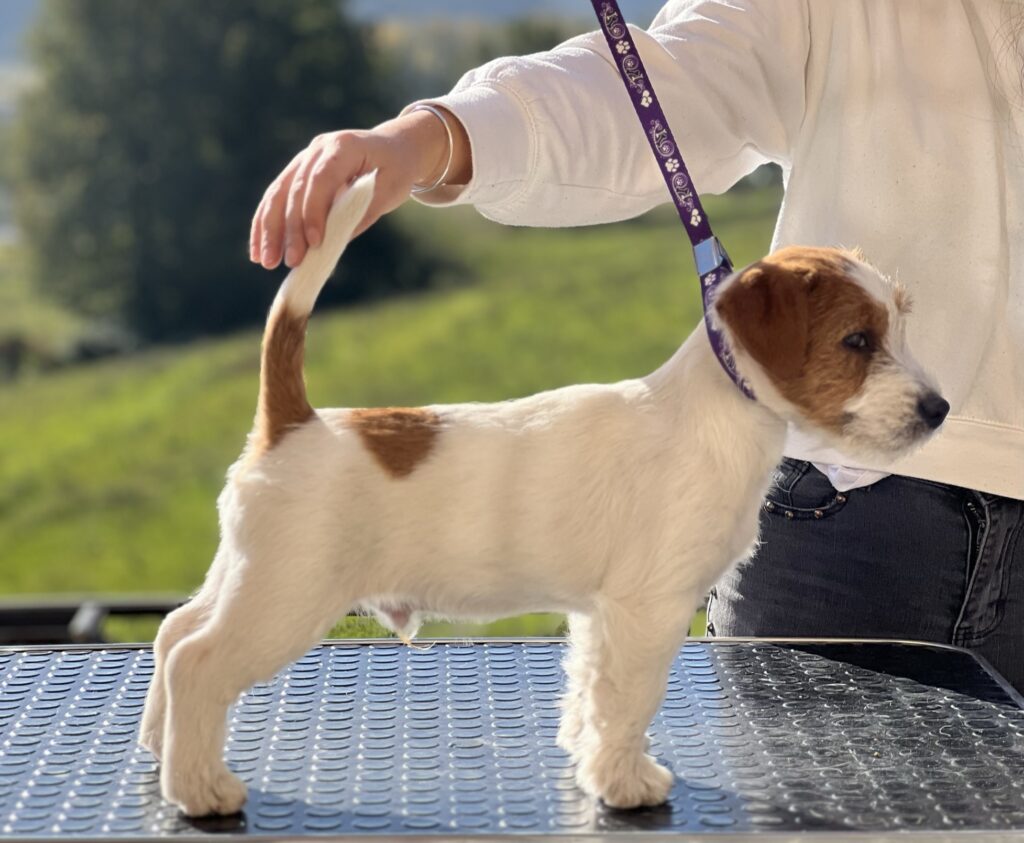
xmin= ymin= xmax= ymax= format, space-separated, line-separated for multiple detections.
xmin=2 ymin=640 xmax=1024 ymax=841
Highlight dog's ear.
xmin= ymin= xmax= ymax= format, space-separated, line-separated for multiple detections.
xmin=715 ymin=262 xmax=810 ymax=382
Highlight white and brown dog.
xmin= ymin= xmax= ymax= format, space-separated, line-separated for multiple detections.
xmin=139 ymin=172 xmax=947 ymax=816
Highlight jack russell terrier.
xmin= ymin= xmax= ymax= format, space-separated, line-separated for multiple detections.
xmin=139 ymin=172 xmax=948 ymax=815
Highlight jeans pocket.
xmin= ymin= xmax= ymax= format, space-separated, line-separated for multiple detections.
xmin=765 ymin=459 xmax=850 ymax=521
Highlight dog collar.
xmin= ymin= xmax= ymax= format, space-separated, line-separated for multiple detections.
xmin=589 ymin=0 xmax=756 ymax=400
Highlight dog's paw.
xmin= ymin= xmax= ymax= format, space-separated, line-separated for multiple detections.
xmin=576 ymin=750 xmax=673 ymax=809
xmin=162 ymin=764 xmax=247 ymax=817
xmin=138 ymin=726 xmax=163 ymax=761
xmin=139 ymin=697 xmax=166 ymax=760
xmin=556 ymin=704 xmax=585 ymax=759
xmin=556 ymin=720 xmax=581 ymax=759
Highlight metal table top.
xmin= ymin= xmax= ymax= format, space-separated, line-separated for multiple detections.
xmin=1 ymin=638 xmax=1024 ymax=841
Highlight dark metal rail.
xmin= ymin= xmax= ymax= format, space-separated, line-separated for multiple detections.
xmin=0 ymin=595 xmax=185 ymax=645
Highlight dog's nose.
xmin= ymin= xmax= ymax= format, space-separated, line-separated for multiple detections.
xmin=917 ymin=392 xmax=950 ymax=429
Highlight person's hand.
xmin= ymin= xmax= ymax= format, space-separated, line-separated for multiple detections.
xmin=250 ymin=107 xmax=470 ymax=269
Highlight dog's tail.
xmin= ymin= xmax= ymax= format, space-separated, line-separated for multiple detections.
xmin=252 ymin=171 xmax=376 ymax=456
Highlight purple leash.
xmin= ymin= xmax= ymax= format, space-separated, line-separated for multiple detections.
xmin=588 ymin=0 xmax=754 ymax=399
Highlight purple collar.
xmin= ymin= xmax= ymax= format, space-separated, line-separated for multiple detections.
xmin=589 ymin=0 xmax=755 ymax=400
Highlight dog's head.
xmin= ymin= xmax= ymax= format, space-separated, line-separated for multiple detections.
xmin=713 ymin=245 xmax=946 ymax=461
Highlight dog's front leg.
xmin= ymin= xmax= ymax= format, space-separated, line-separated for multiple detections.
xmin=573 ymin=595 xmax=691 ymax=809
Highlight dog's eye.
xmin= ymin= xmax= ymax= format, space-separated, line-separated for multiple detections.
xmin=842 ymin=332 xmax=869 ymax=351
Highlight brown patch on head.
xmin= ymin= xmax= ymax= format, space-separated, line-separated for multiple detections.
xmin=716 ymin=246 xmax=890 ymax=432
xmin=251 ymin=304 xmax=315 ymax=457
xmin=349 ymin=407 xmax=442 ymax=478
xmin=714 ymin=261 xmax=810 ymax=383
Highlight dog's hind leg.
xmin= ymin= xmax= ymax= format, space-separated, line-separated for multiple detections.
xmin=159 ymin=555 xmax=346 ymax=816
xmin=139 ymin=548 xmax=229 ymax=761
xmin=573 ymin=595 xmax=691 ymax=809
xmin=557 ymin=612 xmax=596 ymax=761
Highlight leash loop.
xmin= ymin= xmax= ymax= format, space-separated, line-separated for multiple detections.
xmin=588 ymin=0 xmax=755 ymax=399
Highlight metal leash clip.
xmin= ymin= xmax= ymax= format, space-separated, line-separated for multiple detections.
xmin=693 ymin=235 xmax=731 ymax=279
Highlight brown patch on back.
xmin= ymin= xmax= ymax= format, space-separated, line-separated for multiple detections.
xmin=717 ymin=246 xmax=890 ymax=432
xmin=349 ymin=407 xmax=442 ymax=478
xmin=251 ymin=304 xmax=315 ymax=457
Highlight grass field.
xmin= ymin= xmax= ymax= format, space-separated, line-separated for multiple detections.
xmin=0 ymin=183 xmax=781 ymax=640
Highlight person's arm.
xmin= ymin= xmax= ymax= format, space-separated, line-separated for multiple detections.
xmin=425 ymin=0 xmax=810 ymax=224
xmin=250 ymin=106 xmax=471 ymax=269
xmin=252 ymin=0 xmax=809 ymax=269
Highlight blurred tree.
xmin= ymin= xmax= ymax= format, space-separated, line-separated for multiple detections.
xmin=474 ymin=16 xmax=582 ymax=64
xmin=10 ymin=0 xmax=448 ymax=341
xmin=377 ymin=16 xmax=583 ymax=104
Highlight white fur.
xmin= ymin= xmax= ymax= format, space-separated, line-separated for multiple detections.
xmin=139 ymin=177 xmax=941 ymax=815
xmin=840 ymin=275 xmax=939 ymax=458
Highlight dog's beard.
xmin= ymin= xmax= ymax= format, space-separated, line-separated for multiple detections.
xmin=829 ymin=361 xmax=942 ymax=462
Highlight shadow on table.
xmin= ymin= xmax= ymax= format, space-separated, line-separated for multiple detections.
xmin=785 ymin=641 xmax=1021 ymax=707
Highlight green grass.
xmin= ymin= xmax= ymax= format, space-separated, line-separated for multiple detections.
xmin=0 ymin=184 xmax=781 ymax=640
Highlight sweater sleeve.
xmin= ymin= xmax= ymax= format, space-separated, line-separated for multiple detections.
xmin=408 ymin=0 xmax=809 ymax=226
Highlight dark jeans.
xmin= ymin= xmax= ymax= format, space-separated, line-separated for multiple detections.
xmin=707 ymin=458 xmax=1024 ymax=691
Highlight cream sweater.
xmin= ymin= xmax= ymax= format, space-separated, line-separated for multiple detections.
xmin=418 ymin=0 xmax=1024 ymax=499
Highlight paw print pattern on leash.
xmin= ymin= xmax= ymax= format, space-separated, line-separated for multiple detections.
xmin=665 ymin=158 xmax=680 ymax=173
xmin=640 ymin=90 xmax=652 ymax=107
xmin=616 ymin=40 xmax=632 ymax=54
xmin=690 ymin=209 xmax=702 ymax=227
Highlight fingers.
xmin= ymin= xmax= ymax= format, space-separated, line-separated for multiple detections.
xmin=251 ymin=125 xmax=421 ymax=269
xmin=283 ymin=146 xmax=323 ymax=268
xmin=249 ymin=212 xmax=261 ymax=264
xmin=251 ymin=151 xmax=304 ymax=269
xmin=301 ymin=135 xmax=360 ymax=253
xmin=249 ymin=195 xmax=266 ymax=264
xmin=255 ymin=181 xmax=286 ymax=270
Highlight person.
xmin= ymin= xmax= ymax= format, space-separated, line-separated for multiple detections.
xmin=250 ymin=1 xmax=1024 ymax=689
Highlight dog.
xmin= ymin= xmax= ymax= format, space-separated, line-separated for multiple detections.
xmin=138 ymin=171 xmax=947 ymax=816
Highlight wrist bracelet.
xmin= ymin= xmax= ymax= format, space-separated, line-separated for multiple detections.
xmin=409 ymin=104 xmax=455 ymax=195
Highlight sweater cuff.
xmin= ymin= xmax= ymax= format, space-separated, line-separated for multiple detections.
xmin=401 ymin=82 xmax=534 ymax=210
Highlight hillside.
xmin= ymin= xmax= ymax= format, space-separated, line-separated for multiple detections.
xmin=0 ymin=186 xmax=781 ymax=636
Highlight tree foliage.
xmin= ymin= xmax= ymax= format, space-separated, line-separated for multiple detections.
xmin=11 ymin=0 xmax=445 ymax=341
xmin=474 ymin=16 xmax=583 ymax=66
xmin=380 ymin=16 xmax=583 ymax=104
